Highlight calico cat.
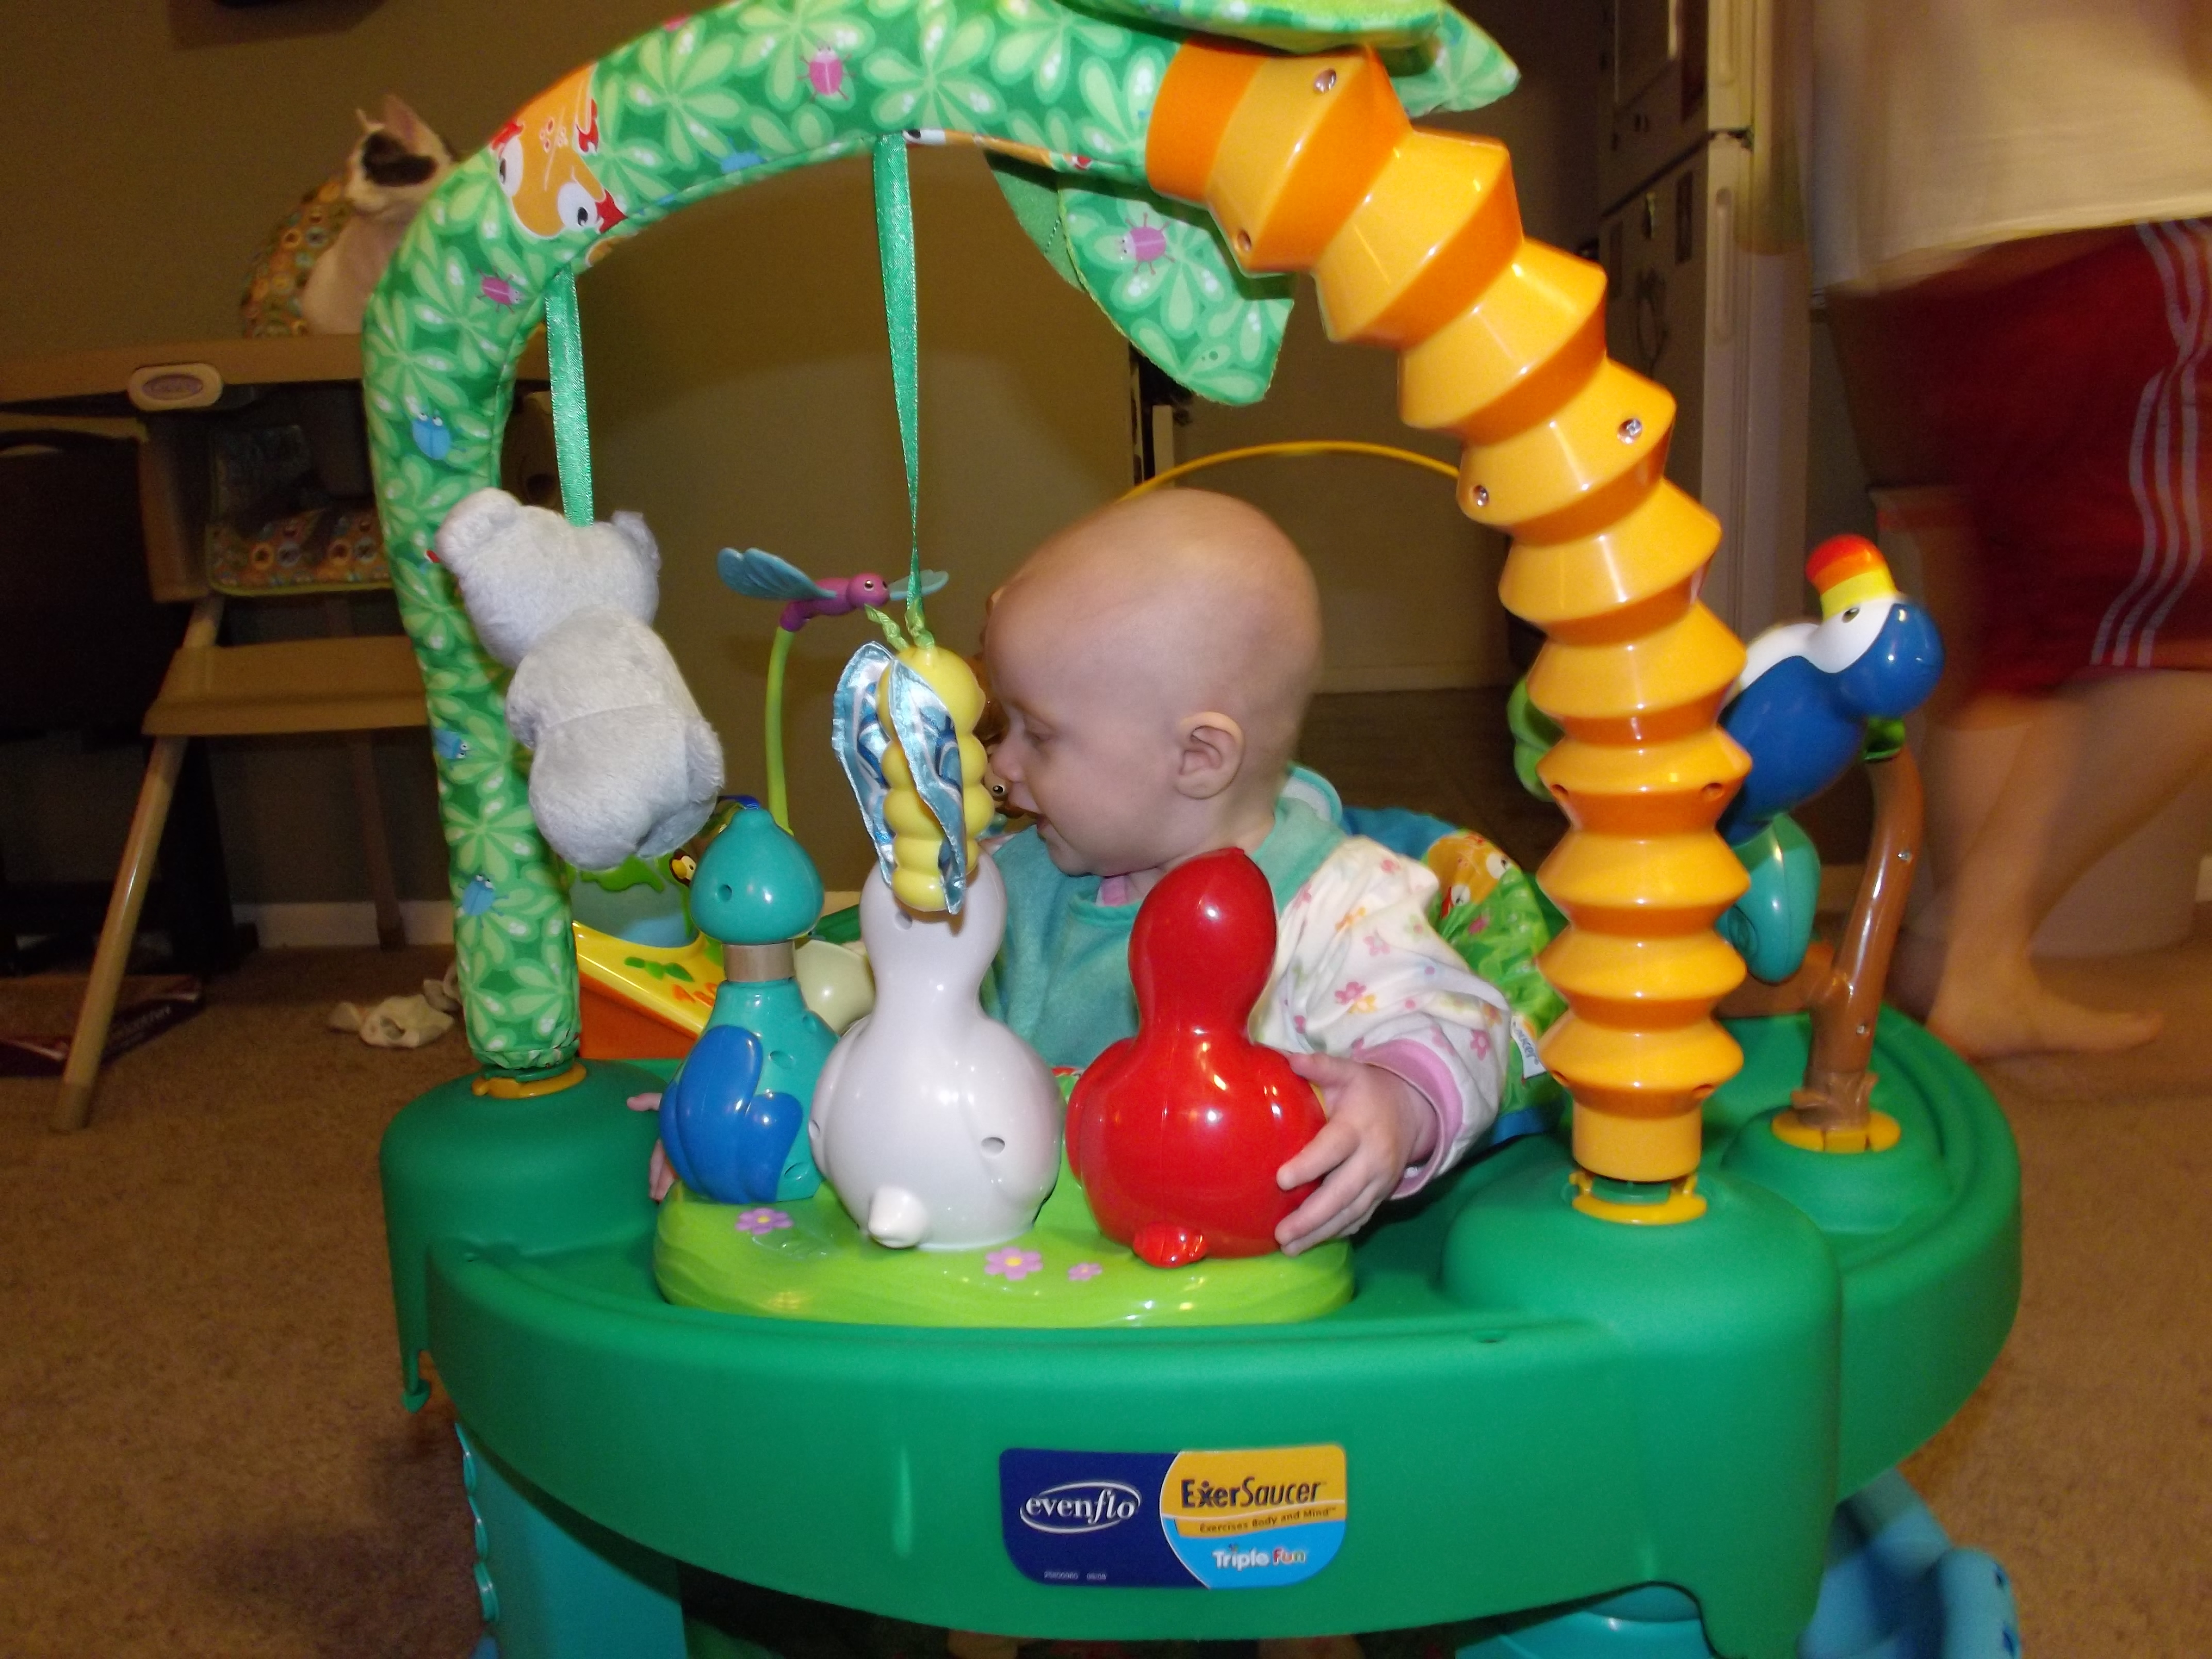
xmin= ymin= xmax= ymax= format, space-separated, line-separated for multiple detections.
xmin=241 ymin=95 xmax=452 ymax=337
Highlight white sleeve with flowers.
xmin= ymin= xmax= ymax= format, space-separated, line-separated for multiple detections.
xmin=1252 ymin=837 xmax=1513 ymax=1193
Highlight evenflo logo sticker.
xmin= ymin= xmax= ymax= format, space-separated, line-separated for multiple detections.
xmin=1020 ymin=1481 xmax=1144 ymax=1535
xmin=999 ymin=1447 xmax=1345 ymax=1590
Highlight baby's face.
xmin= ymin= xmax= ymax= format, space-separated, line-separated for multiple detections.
xmin=985 ymin=601 xmax=1191 ymax=880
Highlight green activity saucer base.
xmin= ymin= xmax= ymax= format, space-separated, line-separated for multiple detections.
xmin=381 ymin=1011 xmax=2019 ymax=1659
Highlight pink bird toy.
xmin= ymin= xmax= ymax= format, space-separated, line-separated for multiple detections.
xmin=716 ymin=547 xmax=945 ymax=632
xmin=714 ymin=546 xmax=950 ymax=832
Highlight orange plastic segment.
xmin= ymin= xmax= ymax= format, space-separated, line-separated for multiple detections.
xmin=1145 ymin=42 xmax=1266 ymax=204
xmin=1398 ymin=246 xmax=1605 ymax=439
xmin=1524 ymin=604 xmax=1747 ymax=723
xmin=1571 ymin=1092 xmax=1715 ymax=1183
xmin=1548 ymin=689 xmax=1732 ymax=750
xmin=1205 ymin=50 xmax=1407 ymax=272
xmin=1537 ymin=830 xmax=1751 ymax=929
xmin=1312 ymin=132 xmax=1518 ymax=347
xmin=1501 ymin=484 xmax=1723 ymax=631
xmin=1538 ymin=736 xmax=1749 ymax=837
xmin=1541 ymin=1015 xmax=1743 ymax=1099
xmin=1455 ymin=359 xmax=1675 ymax=528
xmin=1536 ymin=929 xmax=1747 ymax=1025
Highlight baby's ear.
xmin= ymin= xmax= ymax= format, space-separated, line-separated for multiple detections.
xmin=1174 ymin=713 xmax=1246 ymax=801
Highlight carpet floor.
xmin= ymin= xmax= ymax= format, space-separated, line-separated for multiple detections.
xmin=4 ymin=760 xmax=2205 ymax=1654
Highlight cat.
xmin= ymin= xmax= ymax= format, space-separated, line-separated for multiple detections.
xmin=241 ymin=94 xmax=452 ymax=337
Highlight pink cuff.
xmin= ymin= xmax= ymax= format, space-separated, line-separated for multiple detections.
xmin=1359 ymin=1037 xmax=1465 ymax=1197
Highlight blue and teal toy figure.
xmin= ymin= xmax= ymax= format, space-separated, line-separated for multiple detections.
xmin=658 ymin=803 xmax=834 ymax=1204
xmin=1712 ymin=536 xmax=1943 ymax=984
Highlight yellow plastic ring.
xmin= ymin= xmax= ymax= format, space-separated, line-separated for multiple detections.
xmin=1120 ymin=440 xmax=1461 ymax=500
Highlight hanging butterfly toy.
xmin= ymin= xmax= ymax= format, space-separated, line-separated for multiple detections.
xmin=715 ymin=546 xmax=989 ymax=915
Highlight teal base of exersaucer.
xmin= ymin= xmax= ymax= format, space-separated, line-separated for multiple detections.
xmin=380 ymin=1012 xmax=2020 ymax=1659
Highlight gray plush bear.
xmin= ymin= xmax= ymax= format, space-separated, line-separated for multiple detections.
xmin=434 ymin=487 xmax=723 ymax=871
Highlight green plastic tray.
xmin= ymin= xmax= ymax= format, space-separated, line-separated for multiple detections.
xmin=381 ymin=1012 xmax=2018 ymax=1659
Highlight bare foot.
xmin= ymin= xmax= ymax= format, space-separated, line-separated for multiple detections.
xmin=1927 ymin=959 xmax=2163 ymax=1059
xmin=1887 ymin=926 xmax=1945 ymax=1022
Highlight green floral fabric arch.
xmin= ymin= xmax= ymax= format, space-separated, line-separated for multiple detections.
xmin=362 ymin=0 xmax=1513 ymax=1072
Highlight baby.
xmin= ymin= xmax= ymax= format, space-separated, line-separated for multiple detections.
xmin=982 ymin=489 xmax=1511 ymax=1253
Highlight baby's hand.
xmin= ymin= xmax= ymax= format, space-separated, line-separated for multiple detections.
xmin=1273 ymin=1054 xmax=1437 ymax=1255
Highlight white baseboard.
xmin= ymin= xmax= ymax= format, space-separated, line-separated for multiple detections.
xmin=232 ymin=900 xmax=454 ymax=949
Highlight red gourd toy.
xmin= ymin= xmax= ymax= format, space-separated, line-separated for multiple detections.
xmin=1067 ymin=848 xmax=1329 ymax=1267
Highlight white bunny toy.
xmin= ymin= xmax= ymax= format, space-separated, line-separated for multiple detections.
xmin=809 ymin=854 xmax=1061 ymax=1250
xmin=434 ymin=487 xmax=723 ymax=871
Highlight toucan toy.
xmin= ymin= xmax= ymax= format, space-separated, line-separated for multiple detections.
xmin=1719 ymin=536 xmax=1944 ymax=844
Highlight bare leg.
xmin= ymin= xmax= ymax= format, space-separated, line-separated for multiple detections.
xmin=1918 ymin=671 xmax=2212 ymax=1057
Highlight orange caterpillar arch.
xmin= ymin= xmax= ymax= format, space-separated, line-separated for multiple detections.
xmin=1147 ymin=43 xmax=1752 ymax=1207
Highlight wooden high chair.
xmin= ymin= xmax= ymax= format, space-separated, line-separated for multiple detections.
xmin=0 ymin=334 xmax=550 ymax=1131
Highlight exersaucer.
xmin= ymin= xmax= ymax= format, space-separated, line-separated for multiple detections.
xmin=364 ymin=7 xmax=2023 ymax=1656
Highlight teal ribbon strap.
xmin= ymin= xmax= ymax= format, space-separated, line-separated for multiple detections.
xmin=544 ymin=267 xmax=594 ymax=528
xmin=873 ymin=136 xmax=930 ymax=648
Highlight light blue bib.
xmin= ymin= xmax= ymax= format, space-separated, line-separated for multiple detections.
xmin=983 ymin=799 xmax=1345 ymax=1069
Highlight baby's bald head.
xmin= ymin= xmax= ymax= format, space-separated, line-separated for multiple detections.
xmin=991 ymin=489 xmax=1322 ymax=772
xmin=984 ymin=490 xmax=1322 ymax=881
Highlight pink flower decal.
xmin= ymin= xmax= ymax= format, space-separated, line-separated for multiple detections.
xmin=1365 ymin=932 xmax=1389 ymax=957
xmin=1471 ymin=1030 xmax=1492 ymax=1059
xmin=734 ymin=1207 xmax=792 ymax=1235
xmin=1380 ymin=857 xmax=1401 ymax=873
xmin=1334 ymin=980 xmax=1368 ymax=1006
xmin=986 ymin=1247 xmax=1044 ymax=1282
xmin=1066 ymin=1262 xmax=1103 ymax=1282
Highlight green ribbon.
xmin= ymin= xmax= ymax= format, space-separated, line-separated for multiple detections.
xmin=544 ymin=267 xmax=594 ymax=528
xmin=873 ymin=135 xmax=930 ymax=648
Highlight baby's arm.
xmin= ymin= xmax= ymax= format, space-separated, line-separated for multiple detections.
xmin=1257 ymin=839 xmax=1511 ymax=1252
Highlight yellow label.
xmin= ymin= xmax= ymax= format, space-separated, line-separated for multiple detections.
xmin=1158 ymin=1446 xmax=1347 ymax=1541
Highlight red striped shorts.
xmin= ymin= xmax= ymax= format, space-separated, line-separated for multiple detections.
xmin=1904 ymin=220 xmax=2212 ymax=694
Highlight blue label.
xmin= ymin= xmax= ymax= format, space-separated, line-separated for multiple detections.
xmin=1000 ymin=1446 xmax=1345 ymax=1590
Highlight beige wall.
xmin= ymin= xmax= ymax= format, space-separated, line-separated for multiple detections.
xmin=1 ymin=0 xmax=1591 ymax=904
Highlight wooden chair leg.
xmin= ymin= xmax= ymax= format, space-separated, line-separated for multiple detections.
xmin=348 ymin=735 xmax=406 ymax=949
xmin=324 ymin=598 xmax=406 ymax=950
xmin=53 ymin=735 xmax=188 ymax=1132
